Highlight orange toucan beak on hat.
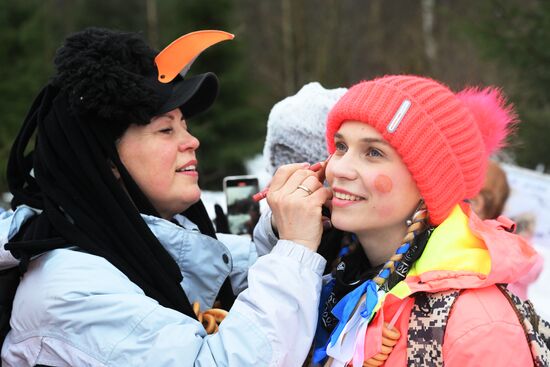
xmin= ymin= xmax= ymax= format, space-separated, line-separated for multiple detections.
xmin=155 ymin=30 xmax=234 ymax=83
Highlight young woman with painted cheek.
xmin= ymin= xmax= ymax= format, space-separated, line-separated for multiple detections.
xmin=326 ymin=121 xmax=421 ymax=266
xmin=313 ymin=76 xmax=537 ymax=367
xmin=116 ymin=108 xmax=201 ymax=219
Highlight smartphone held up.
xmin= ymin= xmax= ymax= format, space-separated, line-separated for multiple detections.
xmin=223 ymin=175 xmax=260 ymax=235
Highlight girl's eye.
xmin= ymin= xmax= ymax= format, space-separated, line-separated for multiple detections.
xmin=366 ymin=148 xmax=383 ymax=157
xmin=159 ymin=128 xmax=173 ymax=134
xmin=335 ymin=141 xmax=348 ymax=153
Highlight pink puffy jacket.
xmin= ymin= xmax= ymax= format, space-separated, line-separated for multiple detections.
xmin=363 ymin=206 xmax=540 ymax=367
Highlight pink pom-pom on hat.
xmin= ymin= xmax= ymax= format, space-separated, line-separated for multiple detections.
xmin=326 ymin=75 xmax=517 ymax=225
xmin=456 ymin=87 xmax=518 ymax=158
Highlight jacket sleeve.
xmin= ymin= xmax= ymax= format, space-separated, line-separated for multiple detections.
xmin=0 ymin=206 xmax=40 ymax=270
xmin=253 ymin=209 xmax=279 ymax=257
xmin=108 ymin=241 xmax=327 ymax=366
xmin=4 ymin=241 xmax=326 ymax=367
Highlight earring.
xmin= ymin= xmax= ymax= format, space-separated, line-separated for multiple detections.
xmin=406 ymin=199 xmax=427 ymax=226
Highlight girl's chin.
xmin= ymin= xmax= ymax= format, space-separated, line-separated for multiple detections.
xmin=330 ymin=211 xmax=358 ymax=232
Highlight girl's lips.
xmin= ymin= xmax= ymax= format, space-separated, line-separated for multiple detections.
xmin=331 ymin=197 xmax=364 ymax=207
xmin=331 ymin=187 xmax=366 ymax=207
xmin=333 ymin=187 xmax=359 ymax=194
xmin=332 ymin=188 xmax=365 ymax=198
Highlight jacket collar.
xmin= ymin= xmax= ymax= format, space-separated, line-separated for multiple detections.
xmin=391 ymin=204 xmax=539 ymax=297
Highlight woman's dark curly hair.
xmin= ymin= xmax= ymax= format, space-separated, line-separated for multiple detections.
xmin=52 ymin=27 xmax=162 ymax=135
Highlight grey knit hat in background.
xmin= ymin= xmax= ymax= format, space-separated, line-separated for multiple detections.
xmin=263 ymin=82 xmax=348 ymax=174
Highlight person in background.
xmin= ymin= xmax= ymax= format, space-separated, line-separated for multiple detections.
xmin=0 ymin=27 xmax=329 ymax=366
xmin=262 ymin=82 xmax=347 ymax=175
xmin=470 ymin=160 xmax=511 ymax=220
xmin=471 ymin=160 xmax=544 ymax=300
xmin=214 ymin=82 xmax=344 ymax=236
xmin=256 ymin=82 xmax=347 ymax=261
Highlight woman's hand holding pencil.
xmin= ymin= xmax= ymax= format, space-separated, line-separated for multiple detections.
xmin=253 ymin=155 xmax=332 ymax=202
xmin=256 ymin=156 xmax=332 ymax=252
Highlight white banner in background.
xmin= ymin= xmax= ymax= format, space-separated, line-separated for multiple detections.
xmin=501 ymin=163 xmax=550 ymax=249
xmin=501 ymin=163 xmax=550 ymax=319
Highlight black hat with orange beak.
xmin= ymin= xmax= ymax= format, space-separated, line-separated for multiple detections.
xmin=52 ymin=27 xmax=233 ymax=138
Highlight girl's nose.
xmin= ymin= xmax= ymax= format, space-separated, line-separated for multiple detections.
xmin=329 ymin=154 xmax=358 ymax=181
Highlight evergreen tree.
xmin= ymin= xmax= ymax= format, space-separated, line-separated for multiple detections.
xmin=159 ymin=0 xmax=266 ymax=190
xmin=469 ymin=0 xmax=550 ymax=171
xmin=0 ymin=0 xmax=63 ymax=195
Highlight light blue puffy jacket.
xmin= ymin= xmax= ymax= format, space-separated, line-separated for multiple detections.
xmin=0 ymin=206 xmax=325 ymax=366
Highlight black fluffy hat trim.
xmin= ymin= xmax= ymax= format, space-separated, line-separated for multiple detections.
xmin=53 ymin=28 xmax=159 ymax=128
xmin=51 ymin=27 xmax=218 ymax=138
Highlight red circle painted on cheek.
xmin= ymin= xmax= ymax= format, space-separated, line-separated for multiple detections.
xmin=374 ymin=174 xmax=393 ymax=194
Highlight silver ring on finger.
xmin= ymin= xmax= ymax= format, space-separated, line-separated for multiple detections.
xmin=296 ymin=185 xmax=313 ymax=195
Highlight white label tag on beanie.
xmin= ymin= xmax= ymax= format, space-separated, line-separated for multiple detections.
xmin=387 ymin=99 xmax=411 ymax=133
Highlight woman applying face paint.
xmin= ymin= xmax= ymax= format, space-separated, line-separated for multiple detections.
xmin=0 ymin=28 xmax=327 ymax=366
xmin=307 ymin=75 xmax=541 ymax=367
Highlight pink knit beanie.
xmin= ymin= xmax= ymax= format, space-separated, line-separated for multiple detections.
xmin=326 ymin=75 xmax=517 ymax=225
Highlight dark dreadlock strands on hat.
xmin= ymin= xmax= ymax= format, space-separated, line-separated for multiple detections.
xmin=6 ymin=83 xmax=198 ymax=318
xmin=4 ymin=27 xmax=232 ymax=319
xmin=7 ymin=86 xmax=48 ymax=210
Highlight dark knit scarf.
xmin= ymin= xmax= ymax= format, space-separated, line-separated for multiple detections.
xmin=316 ymin=227 xmax=431 ymax=334
xmin=5 ymin=84 xmax=230 ymax=318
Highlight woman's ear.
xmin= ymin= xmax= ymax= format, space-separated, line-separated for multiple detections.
xmin=470 ymin=193 xmax=486 ymax=219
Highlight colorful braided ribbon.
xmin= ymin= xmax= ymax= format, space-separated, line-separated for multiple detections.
xmin=314 ymin=242 xmax=411 ymax=366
